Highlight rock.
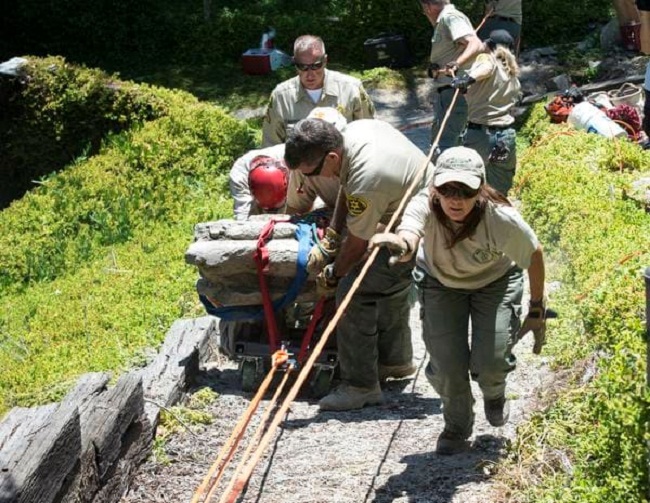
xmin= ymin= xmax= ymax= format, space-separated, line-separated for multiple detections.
xmin=546 ymin=74 xmax=572 ymax=92
xmin=600 ymin=18 xmax=623 ymax=51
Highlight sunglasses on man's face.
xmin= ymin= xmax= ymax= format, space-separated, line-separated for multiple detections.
xmin=436 ymin=183 xmax=480 ymax=199
xmin=302 ymin=152 xmax=328 ymax=177
xmin=294 ymin=59 xmax=325 ymax=72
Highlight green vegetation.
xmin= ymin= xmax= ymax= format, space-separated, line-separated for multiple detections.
xmin=152 ymin=387 xmax=219 ymax=464
xmin=502 ymin=104 xmax=650 ymax=502
xmin=0 ymin=57 xmax=253 ymax=416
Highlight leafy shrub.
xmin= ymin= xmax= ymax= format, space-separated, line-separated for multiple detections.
xmin=505 ymin=106 xmax=650 ymax=502
xmin=0 ymin=56 xmax=190 ymax=205
xmin=0 ymin=58 xmax=255 ymax=416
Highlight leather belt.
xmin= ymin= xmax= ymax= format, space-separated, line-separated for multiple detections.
xmin=491 ymin=15 xmax=517 ymax=23
xmin=436 ymin=85 xmax=453 ymax=93
xmin=467 ymin=122 xmax=511 ymax=130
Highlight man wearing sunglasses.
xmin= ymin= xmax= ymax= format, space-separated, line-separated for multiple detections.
xmin=262 ymin=34 xmax=375 ymax=147
xmin=285 ymin=118 xmax=434 ymax=411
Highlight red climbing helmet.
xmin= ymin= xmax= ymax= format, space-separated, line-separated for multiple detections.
xmin=248 ymin=156 xmax=289 ymax=210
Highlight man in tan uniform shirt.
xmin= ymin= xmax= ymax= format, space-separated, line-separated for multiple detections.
xmin=262 ymin=35 xmax=375 ymax=147
xmin=285 ymin=118 xmax=434 ymax=411
xmin=477 ymin=0 xmax=522 ymax=52
xmin=419 ymin=0 xmax=483 ymax=151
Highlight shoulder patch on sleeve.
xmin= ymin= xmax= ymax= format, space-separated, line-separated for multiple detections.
xmin=347 ymin=195 xmax=370 ymax=216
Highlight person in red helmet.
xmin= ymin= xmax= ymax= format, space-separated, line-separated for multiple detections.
xmin=229 ymin=144 xmax=288 ymax=220
xmin=248 ymin=155 xmax=289 ymax=212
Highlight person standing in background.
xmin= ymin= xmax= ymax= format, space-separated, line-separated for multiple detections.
xmin=477 ymin=0 xmax=522 ymax=53
xmin=419 ymin=0 xmax=483 ymax=151
xmin=262 ymin=35 xmax=375 ymax=147
xmin=637 ymin=0 xmax=650 ymax=53
xmin=450 ymin=30 xmax=521 ymax=195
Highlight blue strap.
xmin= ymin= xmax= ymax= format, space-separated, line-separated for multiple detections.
xmin=200 ymin=221 xmax=313 ymax=321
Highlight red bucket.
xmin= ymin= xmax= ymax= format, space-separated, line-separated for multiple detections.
xmin=620 ymin=21 xmax=642 ymax=51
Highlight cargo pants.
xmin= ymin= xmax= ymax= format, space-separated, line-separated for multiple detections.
xmin=335 ymin=248 xmax=414 ymax=388
xmin=432 ymin=87 xmax=468 ymax=152
xmin=463 ymin=125 xmax=517 ymax=196
xmin=414 ymin=266 xmax=522 ymax=437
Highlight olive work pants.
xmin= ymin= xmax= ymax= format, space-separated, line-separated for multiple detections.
xmin=463 ymin=125 xmax=517 ymax=196
xmin=335 ymin=248 xmax=415 ymax=388
xmin=432 ymin=87 xmax=468 ymax=152
xmin=477 ymin=18 xmax=521 ymax=54
xmin=414 ymin=266 xmax=523 ymax=437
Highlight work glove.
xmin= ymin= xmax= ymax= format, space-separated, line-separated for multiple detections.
xmin=516 ymin=302 xmax=547 ymax=354
xmin=451 ymin=75 xmax=476 ymax=94
xmin=307 ymin=227 xmax=341 ymax=275
xmin=368 ymin=233 xmax=414 ymax=266
xmin=316 ymin=263 xmax=339 ymax=298
xmin=427 ymin=63 xmax=440 ymax=79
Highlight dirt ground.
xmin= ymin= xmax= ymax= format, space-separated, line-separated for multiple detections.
xmin=120 ymin=47 xmax=648 ymax=503
xmin=121 ymin=303 xmax=554 ymax=503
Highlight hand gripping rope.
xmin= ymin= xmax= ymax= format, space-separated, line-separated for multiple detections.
xmin=192 ymin=88 xmax=464 ymax=503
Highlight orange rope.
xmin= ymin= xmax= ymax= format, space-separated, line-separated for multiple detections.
xmin=191 ymin=349 xmax=288 ymax=503
xmin=212 ymin=365 xmax=294 ymax=503
xmin=216 ymin=88 xmax=462 ymax=503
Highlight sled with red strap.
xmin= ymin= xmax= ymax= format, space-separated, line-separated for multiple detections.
xmin=197 ymin=214 xmax=338 ymax=396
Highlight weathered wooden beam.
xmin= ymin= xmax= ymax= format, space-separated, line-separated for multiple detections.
xmin=520 ymin=73 xmax=645 ymax=105
xmin=0 ymin=402 xmax=80 ymax=503
xmin=139 ymin=316 xmax=216 ymax=427
xmin=197 ymin=277 xmax=319 ymax=307
xmin=194 ymin=219 xmax=298 ymax=242
xmin=186 ymin=239 xmax=301 ymax=282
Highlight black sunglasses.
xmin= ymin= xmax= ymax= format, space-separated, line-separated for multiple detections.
xmin=303 ymin=152 xmax=328 ymax=177
xmin=294 ymin=59 xmax=325 ymax=72
xmin=436 ymin=183 xmax=480 ymax=199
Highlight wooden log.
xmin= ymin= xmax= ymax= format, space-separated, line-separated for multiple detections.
xmin=197 ymin=277 xmax=319 ymax=307
xmin=0 ymin=401 xmax=80 ymax=503
xmin=186 ymin=239 xmax=301 ymax=282
xmin=520 ymin=74 xmax=645 ymax=105
xmin=194 ymin=219 xmax=298 ymax=242
xmin=139 ymin=316 xmax=216 ymax=427
xmin=82 ymin=373 xmax=150 ymax=503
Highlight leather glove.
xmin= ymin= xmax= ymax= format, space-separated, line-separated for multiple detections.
xmin=451 ymin=75 xmax=476 ymax=94
xmin=445 ymin=60 xmax=459 ymax=74
xmin=516 ymin=302 xmax=547 ymax=355
xmin=307 ymin=227 xmax=341 ymax=275
xmin=427 ymin=63 xmax=440 ymax=79
xmin=368 ymin=233 xmax=414 ymax=266
xmin=316 ymin=263 xmax=339 ymax=298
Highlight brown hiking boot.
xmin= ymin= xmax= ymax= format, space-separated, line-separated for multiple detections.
xmin=378 ymin=362 xmax=417 ymax=381
xmin=435 ymin=430 xmax=470 ymax=455
xmin=318 ymin=384 xmax=384 ymax=411
xmin=484 ymin=396 xmax=510 ymax=427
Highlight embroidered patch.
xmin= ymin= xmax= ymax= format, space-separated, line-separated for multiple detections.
xmin=473 ymin=248 xmax=500 ymax=264
xmin=347 ymin=195 xmax=369 ymax=216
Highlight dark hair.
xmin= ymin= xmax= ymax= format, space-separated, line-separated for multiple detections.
xmin=430 ymin=183 xmax=511 ymax=248
xmin=284 ymin=118 xmax=343 ymax=169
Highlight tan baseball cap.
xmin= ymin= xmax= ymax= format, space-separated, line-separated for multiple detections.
xmin=433 ymin=147 xmax=486 ymax=190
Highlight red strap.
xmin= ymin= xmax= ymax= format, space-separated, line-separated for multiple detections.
xmin=296 ymin=297 xmax=327 ymax=364
xmin=253 ymin=217 xmax=289 ymax=352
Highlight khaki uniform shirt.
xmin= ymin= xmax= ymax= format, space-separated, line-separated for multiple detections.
xmin=429 ymin=4 xmax=476 ymax=88
xmin=398 ymin=193 xmax=538 ymax=289
xmin=338 ymin=120 xmax=433 ymax=241
xmin=487 ymin=0 xmax=523 ymax=24
xmin=286 ymin=170 xmax=341 ymax=214
xmin=262 ymin=69 xmax=375 ymax=147
xmin=465 ymin=52 xmax=520 ymax=126
xmin=229 ymin=144 xmax=286 ymax=220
